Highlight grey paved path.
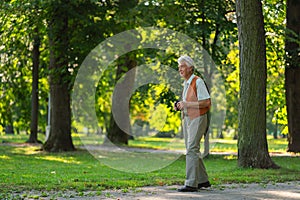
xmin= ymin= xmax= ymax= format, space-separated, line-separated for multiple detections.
xmin=18 ymin=181 xmax=300 ymax=200
xmin=16 ymin=181 xmax=298 ymax=200
xmin=78 ymin=181 xmax=300 ymax=200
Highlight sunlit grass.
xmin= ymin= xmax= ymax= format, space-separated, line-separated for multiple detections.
xmin=0 ymin=133 xmax=290 ymax=154
xmin=35 ymin=155 xmax=82 ymax=164
xmin=223 ymin=155 xmax=237 ymax=160
xmin=11 ymin=145 xmax=42 ymax=155
xmin=267 ymin=138 xmax=289 ymax=153
xmin=0 ymin=133 xmax=46 ymax=143
xmin=0 ymin=140 xmax=299 ymax=199
xmin=0 ymin=155 xmax=10 ymax=160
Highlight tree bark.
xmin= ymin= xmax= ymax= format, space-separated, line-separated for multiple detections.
xmin=106 ymin=55 xmax=137 ymax=145
xmin=44 ymin=82 xmax=74 ymax=151
xmin=27 ymin=27 xmax=41 ymax=144
xmin=285 ymin=0 xmax=300 ymax=153
xmin=236 ymin=0 xmax=278 ymax=168
xmin=43 ymin=0 xmax=75 ymax=152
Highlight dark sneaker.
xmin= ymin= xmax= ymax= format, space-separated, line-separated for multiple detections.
xmin=198 ymin=181 xmax=211 ymax=189
xmin=177 ymin=185 xmax=198 ymax=192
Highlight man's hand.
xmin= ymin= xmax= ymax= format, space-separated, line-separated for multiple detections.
xmin=176 ymin=101 xmax=185 ymax=111
xmin=175 ymin=99 xmax=211 ymax=111
xmin=174 ymin=100 xmax=180 ymax=111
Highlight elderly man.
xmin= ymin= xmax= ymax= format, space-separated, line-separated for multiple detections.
xmin=175 ymin=55 xmax=211 ymax=192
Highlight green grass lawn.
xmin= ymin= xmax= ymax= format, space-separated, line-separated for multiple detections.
xmin=0 ymin=133 xmax=290 ymax=153
xmin=0 ymin=133 xmax=299 ymax=199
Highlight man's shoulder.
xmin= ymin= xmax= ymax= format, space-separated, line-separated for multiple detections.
xmin=194 ymin=76 xmax=205 ymax=84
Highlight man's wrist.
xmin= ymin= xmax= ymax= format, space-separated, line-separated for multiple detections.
xmin=183 ymin=101 xmax=188 ymax=108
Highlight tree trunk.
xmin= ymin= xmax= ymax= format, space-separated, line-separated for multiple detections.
xmin=200 ymin=0 xmax=212 ymax=157
xmin=43 ymin=0 xmax=75 ymax=152
xmin=106 ymin=55 xmax=137 ymax=145
xmin=285 ymin=0 xmax=300 ymax=153
xmin=44 ymin=83 xmax=74 ymax=151
xmin=27 ymin=27 xmax=41 ymax=144
xmin=236 ymin=0 xmax=278 ymax=168
xmin=4 ymin=125 xmax=14 ymax=134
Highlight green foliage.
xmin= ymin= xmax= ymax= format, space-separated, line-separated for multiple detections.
xmin=222 ymin=0 xmax=287 ymax=137
xmin=263 ymin=0 xmax=287 ymax=136
xmin=222 ymin=45 xmax=239 ymax=132
xmin=0 ymin=0 xmax=288 ymax=143
xmin=0 ymin=0 xmax=48 ymax=133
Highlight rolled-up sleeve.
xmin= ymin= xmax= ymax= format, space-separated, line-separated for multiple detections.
xmin=196 ymin=78 xmax=210 ymax=100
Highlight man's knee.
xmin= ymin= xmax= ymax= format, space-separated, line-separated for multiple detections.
xmin=186 ymin=146 xmax=200 ymax=156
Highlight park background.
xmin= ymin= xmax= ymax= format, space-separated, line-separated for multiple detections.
xmin=0 ymin=0 xmax=300 ymax=199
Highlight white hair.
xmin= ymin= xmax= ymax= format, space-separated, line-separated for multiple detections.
xmin=178 ymin=55 xmax=195 ymax=67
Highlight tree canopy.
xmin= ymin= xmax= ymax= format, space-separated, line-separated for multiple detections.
xmin=0 ymin=0 xmax=295 ymax=158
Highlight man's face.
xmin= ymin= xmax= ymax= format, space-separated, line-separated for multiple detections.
xmin=178 ymin=62 xmax=192 ymax=79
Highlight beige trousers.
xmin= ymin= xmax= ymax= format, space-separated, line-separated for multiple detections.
xmin=182 ymin=114 xmax=209 ymax=187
